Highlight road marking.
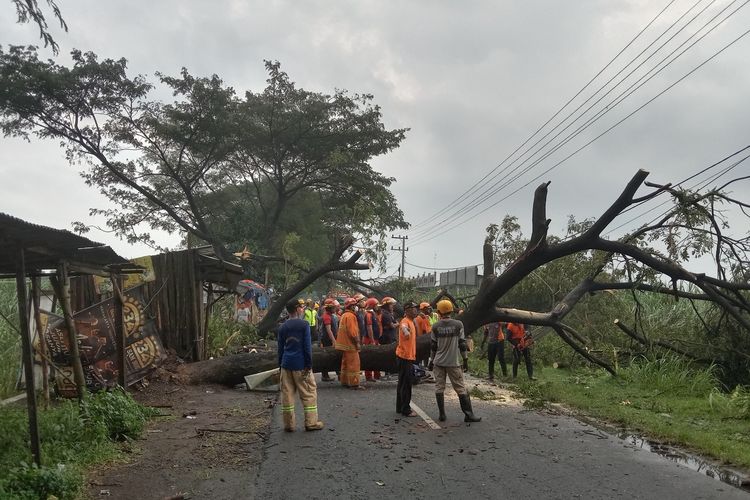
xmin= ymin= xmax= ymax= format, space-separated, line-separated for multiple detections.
xmin=410 ymin=402 xmax=441 ymax=430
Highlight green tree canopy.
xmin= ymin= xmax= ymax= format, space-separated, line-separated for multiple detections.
xmin=0 ymin=46 xmax=408 ymax=278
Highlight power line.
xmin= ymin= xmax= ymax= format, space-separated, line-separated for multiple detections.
xmin=411 ymin=18 xmax=750 ymax=246
xmin=411 ymin=0 xmax=681 ymax=230
xmin=410 ymin=0 xmax=749 ymax=244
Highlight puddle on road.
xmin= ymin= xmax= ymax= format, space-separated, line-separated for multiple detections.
xmin=617 ymin=432 xmax=750 ymax=492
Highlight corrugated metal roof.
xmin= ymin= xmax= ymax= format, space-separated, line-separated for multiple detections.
xmin=0 ymin=212 xmax=137 ymax=275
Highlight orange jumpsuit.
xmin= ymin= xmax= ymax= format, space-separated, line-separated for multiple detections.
xmin=335 ymin=310 xmax=361 ymax=387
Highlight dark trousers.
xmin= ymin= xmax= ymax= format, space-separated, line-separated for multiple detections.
xmin=512 ymin=346 xmax=533 ymax=378
xmin=396 ymin=357 xmax=413 ymax=415
xmin=488 ymin=342 xmax=507 ymax=377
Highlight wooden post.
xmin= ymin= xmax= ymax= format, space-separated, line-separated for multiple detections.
xmin=53 ymin=262 xmax=87 ymax=401
xmin=111 ymin=273 xmax=126 ymax=388
xmin=16 ymin=248 xmax=41 ymax=465
xmin=203 ymin=282 xmax=213 ymax=361
xmin=31 ymin=277 xmax=49 ymax=406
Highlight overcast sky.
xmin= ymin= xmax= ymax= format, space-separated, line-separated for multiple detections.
xmin=1 ymin=0 xmax=749 ymax=280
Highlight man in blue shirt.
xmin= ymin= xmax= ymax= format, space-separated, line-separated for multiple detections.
xmin=277 ymin=299 xmax=324 ymax=432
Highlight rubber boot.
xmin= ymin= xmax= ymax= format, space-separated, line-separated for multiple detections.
xmin=304 ymin=407 xmax=324 ymax=431
xmin=458 ymin=393 xmax=482 ymax=423
xmin=282 ymin=410 xmax=295 ymax=432
xmin=435 ymin=393 xmax=447 ymax=422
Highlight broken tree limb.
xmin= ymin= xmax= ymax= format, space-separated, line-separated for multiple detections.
xmin=179 ymin=335 xmax=432 ymax=386
xmin=613 ymin=319 xmax=711 ymax=362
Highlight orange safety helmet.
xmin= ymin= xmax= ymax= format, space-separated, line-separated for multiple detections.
xmin=333 ymin=299 xmax=341 ymax=308
xmin=419 ymin=302 xmax=431 ymax=311
xmin=381 ymin=296 xmax=396 ymax=305
xmin=344 ymin=297 xmax=358 ymax=308
xmin=365 ymin=297 xmax=379 ymax=309
xmin=353 ymin=293 xmax=366 ymax=302
xmin=324 ymin=298 xmax=335 ymax=309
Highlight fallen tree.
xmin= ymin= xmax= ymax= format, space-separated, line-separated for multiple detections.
xmin=186 ymin=168 xmax=750 ymax=383
xmin=179 ymin=336 xmax=432 ymax=386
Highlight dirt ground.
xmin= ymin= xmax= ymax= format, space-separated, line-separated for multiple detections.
xmin=86 ymin=380 xmax=275 ymax=500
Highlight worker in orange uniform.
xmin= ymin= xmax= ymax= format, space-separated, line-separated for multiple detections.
xmin=363 ymin=297 xmax=381 ymax=382
xmin=416 ymin=302 xmax=433 ymax=367
xmin=481 ymin=322 xmax=507 ymax=380
xmin=335 ymin=298 xmax=364 ymax=389
xmin=507 ymin=322 xmax=534 ymax=380
xmin=320 ymin=299 xmax=338 ymax=382
xmin=396 ymin=301 xmax=419 ymax=417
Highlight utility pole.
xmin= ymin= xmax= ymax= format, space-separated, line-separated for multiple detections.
xmin=391 ymin=235 xmax=408 ymax=279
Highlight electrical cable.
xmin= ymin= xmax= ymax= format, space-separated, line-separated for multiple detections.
xmin=411 ymin=0 xmax=681 ymax=228
xmin=411 ymin=20 xmax=750 ymax=245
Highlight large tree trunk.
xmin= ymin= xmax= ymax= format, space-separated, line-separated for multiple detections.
xmin=179 ymin=335 xmax=432 ymax=386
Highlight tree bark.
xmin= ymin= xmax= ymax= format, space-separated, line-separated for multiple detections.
xmin=179 ymin=335 xmax=432 ymax=386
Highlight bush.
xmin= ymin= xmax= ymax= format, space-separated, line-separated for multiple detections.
xmin=0 ymin=389 xmax=157 ymax=499
xmin=0 ymin=463 xmax=80 ymax=500
xmin=82 ymin=388 xmax=158 ymax=441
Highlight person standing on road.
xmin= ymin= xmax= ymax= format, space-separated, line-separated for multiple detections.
xmin=429 ymin=299 xmax=481 ymax=423
xmin=303 ymin=299 xmax=317 ymax=340
xmin=277 ymin=299 xmax=324 ymax=432
xmin=481 ymin=322 xmax=507 ymax=381
xmin=396 ymin=301 xmax=419 ymax=417
xmin=379 ymin=297 xmax=398 ymax=345
xmin=336 ymin=298 xmax=364 ymax=390
xmin=363 ymin=297 xmax=381 ymax=382
xmin=507 ymin=322 xmax=535 ymax=380
xmin=320 ymin=299 xmax=338 ymax=382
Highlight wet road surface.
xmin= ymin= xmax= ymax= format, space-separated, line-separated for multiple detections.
xmin=254 ymin=375 xmax=748 ymax=499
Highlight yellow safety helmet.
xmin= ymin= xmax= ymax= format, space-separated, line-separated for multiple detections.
xmin=436 ymin=299 xmax=454 ymax=314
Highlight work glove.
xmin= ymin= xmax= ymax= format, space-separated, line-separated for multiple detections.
xmin=462 ymin=358 xmax=469 ymax=372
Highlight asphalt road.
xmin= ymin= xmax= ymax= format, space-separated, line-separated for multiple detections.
xmin=253 ymin=375 xmax=749 ymax=499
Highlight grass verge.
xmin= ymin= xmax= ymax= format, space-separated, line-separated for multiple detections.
xmin=468 ymin=352 xmax=750 ymax=468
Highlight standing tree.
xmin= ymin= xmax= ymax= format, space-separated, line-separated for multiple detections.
xmin=0 ymin=47 xmax=408 ymax=334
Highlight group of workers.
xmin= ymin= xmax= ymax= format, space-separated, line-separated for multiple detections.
xmin=277 ymin=293 xmax=503 ymax=431
xmin=481 ymin=321 xmax=535 ymax=380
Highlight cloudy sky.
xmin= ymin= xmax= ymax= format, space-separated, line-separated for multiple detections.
xmin=1 ymin=0 xmax=749 ymax=280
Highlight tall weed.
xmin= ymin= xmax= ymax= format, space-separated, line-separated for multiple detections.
xmin=622 ymin=355 xmax=717 ymax=396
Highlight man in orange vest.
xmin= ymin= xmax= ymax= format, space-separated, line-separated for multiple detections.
xmin=396 ymin=301 xmax=418 ymax=417
xmin=507 ymin=322 xmax=535 ymax=380
xmin=415 ymin=302 xmax=432 ymax=366
xmin=335 ymin=298 xmax=364 ymax=389
xmin=481 ymin=322 xmax=507 ymax=381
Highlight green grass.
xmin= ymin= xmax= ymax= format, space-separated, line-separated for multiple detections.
xmin=0 ymin=389 xmax=157 ymax=499
xmin=468 ymin=349 xmax=750 ymax=467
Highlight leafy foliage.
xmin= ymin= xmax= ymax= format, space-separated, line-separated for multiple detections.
xmin=10 ymin=0 xmax=68 ymax=54
xmin=0 ymin=48 xmax=408 ymax=284
xmin=0 ymin=389 xmax=156 ymax=499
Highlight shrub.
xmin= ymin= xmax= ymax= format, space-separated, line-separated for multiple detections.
xmin=82 ymin=388 xmax=158 ymax=441
xmin=0 ymin=463 xmax=80 ymax=500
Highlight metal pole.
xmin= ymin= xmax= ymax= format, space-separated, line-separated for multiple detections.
xmin=16 ymin=248 xmax=41 ymax=465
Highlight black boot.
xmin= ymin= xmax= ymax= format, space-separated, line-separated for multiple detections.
xmin=458 ymin=393 xmax=482 ymax=422
xmin=435 ymin=393 xmax=446 ymax=422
